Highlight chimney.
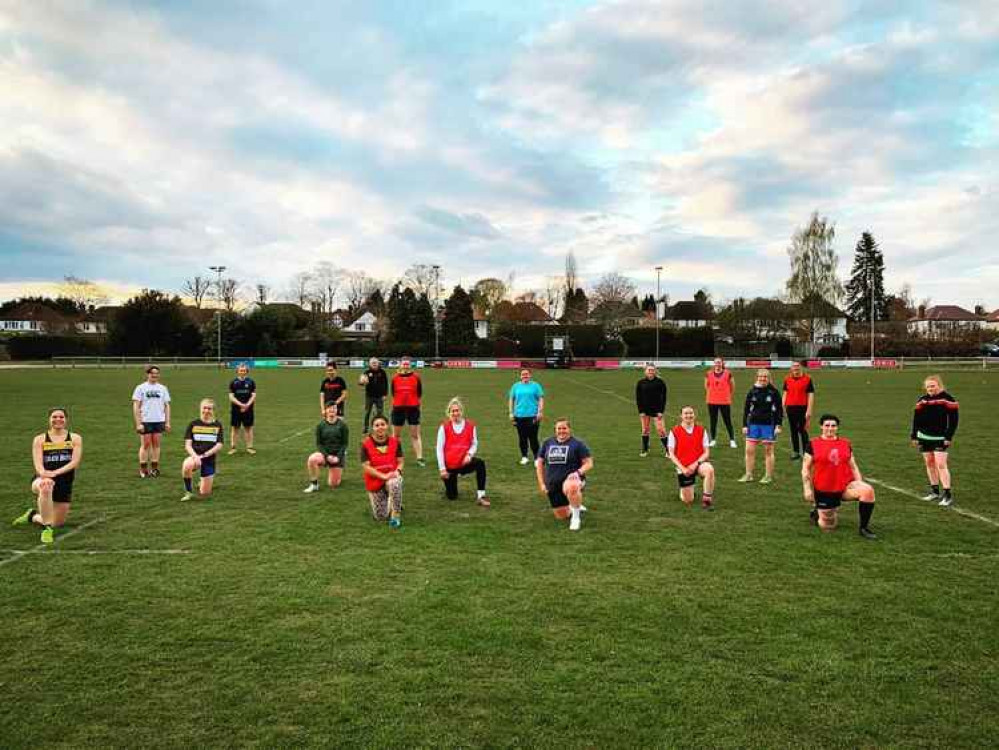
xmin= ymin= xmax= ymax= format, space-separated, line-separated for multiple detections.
xmin=917 ymin=305 xmax=926 ymax=318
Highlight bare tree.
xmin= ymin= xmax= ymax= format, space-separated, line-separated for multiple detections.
xmin=564 ymin=251 xmax=578 ymax=294
xmin=286 ymin=272 xmax=313 ymax=308
xmin=253 ymin=283 xmax=270 ymax=306
xmin=60 ymin=276 xmax=109 ymax=311
xmin=219 ymin=278 xmax=241 ymax=311
xmin=343 ymin=271 xmax=383 ymax=313
xmin=542 ymin=276 xmax=565 ymax=320
xmin=516 ymin=290 xmax=538 ymax=304
xmin=181 ymin=276 xmax=212 ymax=308
xmin=470 ymin=277 xmax=508 ymax=318
xmin=590 ymin=272 xmax=636 ymax=308
xmin=310 ymin=261 xmax=341 ymax=315
xmin=401 ymin=264 xmax=437 ymax=298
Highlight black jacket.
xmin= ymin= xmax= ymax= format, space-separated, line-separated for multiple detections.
xmin=743 ymin=384 xmax=783 ymax=427
xmin=363 ymin=368 xmax=389 ymax=398
xmin=635 ymin=376 xmax=668 ymax=414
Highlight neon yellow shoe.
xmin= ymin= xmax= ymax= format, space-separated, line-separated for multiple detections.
xmin=11 ymin=508 xmax=33 ymax=526
xmin=40 ymin=527 xmax=54 ymax=544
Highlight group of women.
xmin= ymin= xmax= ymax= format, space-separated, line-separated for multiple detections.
xmin=10 ymin=363 xmax=960 ymax=543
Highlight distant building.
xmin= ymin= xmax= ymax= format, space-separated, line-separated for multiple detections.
xmin=493 ymin=301 xmax=556 ymax=325
xmin=473 ymin=307 xmax=489 ymax=340
xmin=76 ymin=306 xmax=120 ymax=335
xmin=665 ymin=301 xmax=714 ymax=329
xmin=340 ymin=310 xmax=378 ymax=339
xmin=985 ymin=309 xmax=999 ymax=332
xmin=0 ymin=303 xmax=74 ymax=334
xmin=907 ymin=305 xmax=984 ymax=338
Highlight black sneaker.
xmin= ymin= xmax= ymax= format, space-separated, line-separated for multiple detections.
xmin=809 ymin=508 xmax=819 ymax=526
xmin=859 ymin=527 xmax=878 ymax=540
xmin=791 ymin=453 xmax=802 ymax=461
xmin=149 ymin=468 xmax=161 ymax=478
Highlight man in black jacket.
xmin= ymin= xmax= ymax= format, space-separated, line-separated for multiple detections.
xmin=635 ymin=364 xmax=668 ymax=457
xmin=359 ymin=357 xmax=389 ymax=434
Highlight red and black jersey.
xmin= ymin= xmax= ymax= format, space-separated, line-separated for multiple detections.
xmin=441 ymin=419 xmax=475 ymax=470
xmin=911 ymin=391 xmax=959 ymax=440
xmin=782 ymin=375 xmax=814 ymax=407
xmin=360 ymin=435 xmax=402 ymax=492
xmin=391 ymin=372 xmax=422 ymax=407
xmin=321 ymin=376 xmax=347 ymax=405
xmin=807 ymin=437 xmax=854 ymax=494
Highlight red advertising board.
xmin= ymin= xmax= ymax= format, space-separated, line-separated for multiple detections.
xmin=874 ymin=358 xmax=898 ymax=369
xmin=446 ymin=360 xmax=471 ymax=368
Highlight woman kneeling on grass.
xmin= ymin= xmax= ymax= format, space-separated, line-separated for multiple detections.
xmin=802 ymin=414 xmax=877 ymax=540
xmin=667 ymin=406 xmax=715 ymax=511
xmin=304 ymin=403 xmax=349 ymax=493
xmin=12 ymin=408 xmax=83 ymax=544
xmin=181 ymin=399 xmax=224 ymax=501
xmin=361 ymin=415 xmax=404 ymax=529
xmin=436 ymin=397 xmax=489 ymax=506
xmin=536 ymin=418 xmax=593 ymax=532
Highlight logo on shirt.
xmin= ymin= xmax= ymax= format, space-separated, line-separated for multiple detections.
xmin=144 ymin=391 xmax=162 ymax=399
xmin=546 ymin=444 xmax=569 ymax=464
xmin=828 ymin=448 xmax=841 ymax=466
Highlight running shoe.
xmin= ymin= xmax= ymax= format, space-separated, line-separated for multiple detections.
xmin=389 ymin=514 xmax=401 ymax=529
xmin=227 ymin=448 xmax=237 ymax=456
xmin=737 ymin=473 xmax=754 ymax=483
xmin=149 ymin=468 xmax=160 ymax=478
xmin=859 ymin=527 xmax=878 ymax=540
xmin=181 ymin=492 xmax=194 ymax=502
xmin=246 ymin=448 xmax=257 ymax=455
xmin=921 ymin=491 xmax=940 ymax=501
xmin=639 ymin=450 xmax=648 ymax=457
xmin=729 ymin=440 xmax=738 ymax=448
xmin=759 ymin=475 xmax=774 ymax=485
xmin=708 ymin=439 xmax=717 ymax=448
xmin=569 ymin=514 xmax=581 ymax=531
xmin=40 ymin=527 xmax=54 ymax=544
xmin=11 ymin=508 xmax=33 ymax=526
xmin=477 ymin=496 xmax=491 ymax=508
xmin=809 ymin=508 xmax=819 ymax=526
xmin=519 ymin=456 xmax=530 ymax=465
xmin=416 ymin=459 xmax=426 ymax=468
xmin=303 ymin=484 xmax=320 ymax=494
xmin=139 ymin=469 xmax=149 ymax=479
xmin=938 ymin=495 xmax=954 ymax=507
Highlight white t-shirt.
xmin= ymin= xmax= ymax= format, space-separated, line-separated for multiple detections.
xmin=132 ymin=382 xmax=171 ymax=423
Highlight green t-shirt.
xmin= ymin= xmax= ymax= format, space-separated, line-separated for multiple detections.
xmin=316 ymin=418 xmax=349 ymax=459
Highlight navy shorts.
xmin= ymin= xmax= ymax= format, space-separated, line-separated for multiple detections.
xmin=746 ymin=423 xmax=777 ymax=442
xmin=546 ymin=477 xmax=585 ymax=508
xmin=199 ymin=457 xmax=216 ymax=478
xmin=391 ymin=406 xmax=420 ymax=426
xmin=814 ymin=490 xmax=843 ymax=510
xmin=142 ymin=421 xmax=166 ymax=434
xmin=231 ymin=405 xmax=255 ymax=428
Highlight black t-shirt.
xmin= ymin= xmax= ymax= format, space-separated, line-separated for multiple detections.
xmin=363 ymin=368 xmax=389 ymax=398
xmin=229 ymin=377 xmax=256 ymax=405
xmin=184 ymin=420 xmax=224 ymax=456
xmin=321 ymin=376 xmax=348 ymax=405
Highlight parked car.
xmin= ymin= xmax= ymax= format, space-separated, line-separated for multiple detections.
xmin=981 ymin=343 xmax=999 ymax=357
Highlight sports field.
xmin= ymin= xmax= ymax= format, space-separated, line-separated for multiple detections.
xmin=1 ymin=366 xmax=996 ymax=749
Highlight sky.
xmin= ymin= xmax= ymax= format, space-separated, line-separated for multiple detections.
xmin=1 ymin=0 xmax=997 ymax=309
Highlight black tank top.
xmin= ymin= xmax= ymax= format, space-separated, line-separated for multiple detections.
xmin=42 ymin=432 xmax=75 ymax=482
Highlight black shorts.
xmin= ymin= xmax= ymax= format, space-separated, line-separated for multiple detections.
xmin=918 ymin=439 xmax=948 ymax=453
xmin=391 ymin=406 xmax=420 ymax=426
xmin=322 ymin=453 xmax=347 ymax=469
xmin=199 ymin=457 xmax=216 ymax=478
xmin=814 ymin=490 xmax=843 ymax=510
xmin=142 ymin=421 xmax=166 ymax=434
xmin=230 ymin=405 xmax=255 ymax=428
xmin=638 ymin=410 xmax=663 ymax=418
xmin=676 ymin=469 xmax=699 ymax=488
xmin=33 ymin=476 xmax=73 ymax=503
xmin=546 ymin=477 xmax=585 ymax=508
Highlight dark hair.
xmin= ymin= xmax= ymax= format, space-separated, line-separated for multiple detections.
xmin=371 ymin=414 xmax=389 ymax=426
xmin=818 ymin=413 xmax=840 ymax=425
xmin=49 ymin=407 xmax=68 ymax=418
xmin=798 ymin=359 xmax=809 ymax=367
xmin=146 ymin=365 xmax=160 ymax=374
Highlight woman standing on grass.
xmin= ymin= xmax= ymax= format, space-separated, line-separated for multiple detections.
xmin=536 ymin=418 xmax=593 ymax=532
xmin=132 ymin=365 xmax=171 ymax=478
xmin=180 ymin=399 xmax=224 ymax=502
xmin=303 ymin=403 xmax=349 ymax=493
xmin=12 ymin=408 xmax=83 ymax=545
xmin=740 ymin=369 xmax=783 ymax=485
xmin=361 ymin=415 xmax=404 ymax=529
xmin=436 ymin=397 xmax=489 ymax=506
xmin=911 ymin=374 xmax=959 ymax=506
xmin=508 ymin=368 xmax=545 ymax=465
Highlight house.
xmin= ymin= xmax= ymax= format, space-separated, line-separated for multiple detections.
xmin=340 ymin=310 xmax=379 ymax=339
xmin=985 ymin=309 xmax=999 ymax=332
xmin=786 ymin=300 xmax=849 ymax=344
xmin=473 ymin=307 xmax=489 ymax=340
xmin=907 ymin=305 xmax=984 ymax=338
xmin=665 ymin=301 xmax=714 ymax=329
xmin=588 ymin=301 xmax=645 ymax=328
xmin=76 ymin=306 xmax=120 ymax=335
xmin=0 ymin=303 xmax=74 ymax=334
xmin=492 ymin=301 xmax=555 ymax=325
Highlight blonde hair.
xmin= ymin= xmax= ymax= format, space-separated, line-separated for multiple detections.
xmin=924 ymin=374 xmax=945 ymax=389
xmin=554 ymin=417 xmax=571 ymax=428
xmin=199 ymin=398 xmax=215 ymax=411
xmin=756 ymin=368 xmax=771 ymax=381
xmin=445 ymin=397 xmax=465 ymax=418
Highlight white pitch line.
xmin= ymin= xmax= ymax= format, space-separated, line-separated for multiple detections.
xmin=0 ymin=549 xmax=190 ymax=556
xmin=564 ymin=376 xmax=633 ymax=405
xmin=278 ymin=427 xmax=311 ymax=444
xmin=867 ymin=477 xmax=999 ymax=529
xmin=0 ymin=515 xmax=110 ymax=568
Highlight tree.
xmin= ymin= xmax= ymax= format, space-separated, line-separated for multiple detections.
xmin=286 ymin=271 xmax=313 ymax=308
xmin=365 ymin=288 xmax=387 ymax=317
xmin=183 ymin=276 xmax=212 ymax=308
xmin=844 ymin=232 xmax=887 ymax=323
xmin=108 ymin=290 xmax=201 ymax=356
xmin=640 ymin=294 xmax=656 ymax=313
xmin=401 ymin=264 xmax=438 ymax=298
xmin=0 ymin=296 xmax=82 ymax=317
xmin=470 ymin=277 xmax=508 ymax=318
xmin=542 ymin=276 xmax=565 ymax=320
xmin=344 ymin=271 xmax=383 ymax=314
xmin=310 ymin=262 xmax=340 ymax=316
xmin=219 ymin=278 xmax=241 ymax=312
xmin=255 ymin=283 xmax=270 ymax=306
xmin=590 ymin=272 xmax=636 ymax=309
xmin=60 ymin=276 xmax=108 ymax=310
xmin=387 ymin=284 xmax=412 ymax=342
xmin=563 ymin=251 xmax=579 ymax=295
xmin=442 ymin=285 xmax=476 ymax=353
xmin=412 ymin=292 xmax=435 ymax=344
xmin=561 ymin=288 xmax=589 ymax=323
xmin=885 ymin=283 xmax=916 ymax=322
xmin=785 ymin=212 xmax=844 ymax=346
xmin=693 ymin=289 xmax=714 ymax=318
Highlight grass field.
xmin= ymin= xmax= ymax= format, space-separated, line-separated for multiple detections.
xmin=1 ymin=366 xmax=996 ymax=749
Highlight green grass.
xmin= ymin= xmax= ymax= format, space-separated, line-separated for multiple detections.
xmin=1 ymin=366 xmax=996 ymax=749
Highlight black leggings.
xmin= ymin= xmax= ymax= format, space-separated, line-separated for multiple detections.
xmin=786 ymin=406 xmax=810 ymax=454
xmin=708 ymin=405 xmax=735 ymax=440
xmin=442 ymin=458 xmax=487 ymax=499
xmin=514 ymin=417 xmax=540 ymax=459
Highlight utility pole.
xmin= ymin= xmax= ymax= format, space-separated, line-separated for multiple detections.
xmin=869 ymin=260 xmax=875 ymax=363
xmin=209 ymin=265 xmax=226 ymax=363
xmin=432 ymin=264 xmax=441 ymax=361
xmin=655 ymin=265 xmax=663 ymax=363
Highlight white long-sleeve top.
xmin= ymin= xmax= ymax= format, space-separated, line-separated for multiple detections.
xmin=436 ymin=419 xmax=479 ymax=471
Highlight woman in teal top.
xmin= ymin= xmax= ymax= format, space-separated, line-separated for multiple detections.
xmin=508 ymin=368 xmax=545 ymax=464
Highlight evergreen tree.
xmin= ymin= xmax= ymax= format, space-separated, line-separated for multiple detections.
xmin=640 ymin=294 xmax=656 ymax=313
xmin=844 ymin=232 xmax=887 ymax=323
xmin=411 ymin=292 xmax=435 ymax=344
xmin=108 ymin=290 xmax=201 ymax=356
xmin=386 ymin=283 xmax=411 ymax=342
xmin=442 ymin=285 xmax=476 ymax=353
xmin=561 ymin=287 xmax=589 ymax=323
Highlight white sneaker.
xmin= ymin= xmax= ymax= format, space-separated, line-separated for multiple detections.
xmin=729 ymin=440 xmax=738 ymax=448
xmin=938 ymin=495 xmax=954 ymax=507
xmin=180 ymin=492 xmax=193 ymax=502
xmin=303 ymin=484 xmax=319 ymax=493
xmin=579 ymin=505 xmax=588 ymax=513
xmin=569 ymin=513 xmax=581 ymax=531
xmin=921 ymin=492 xmax=939 ymax=501
xmin=519 ymin=456 xmax=530 ymax=465
xmin=708 ymin=439 xmax=717 ymax=448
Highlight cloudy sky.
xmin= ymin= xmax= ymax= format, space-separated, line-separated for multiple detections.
xmin=1 ymin=0 xmax=996 ymax=308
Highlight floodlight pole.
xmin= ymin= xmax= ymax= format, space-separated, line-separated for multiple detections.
xmin=655 ymin=265 xmax=663 ymax=363
xmin=869 ymin=262 xmax=875 ymax=363
xmin=209 ymin=265 xmax=226 ymax=363
xmin=432 ymin=264 xmax=441 ymax=361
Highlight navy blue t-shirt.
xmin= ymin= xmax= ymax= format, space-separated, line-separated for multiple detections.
xmin=538 ymin=436 xmax=591 ymax=490
xmin=229 ymin=377 xmax=256 ymax=405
